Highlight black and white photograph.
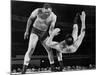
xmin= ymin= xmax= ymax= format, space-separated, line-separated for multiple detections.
xmin=11 ymin=0 xmax=96 ymax=74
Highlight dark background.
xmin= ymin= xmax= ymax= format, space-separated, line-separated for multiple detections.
xmin=11 ymin=0 xmax=96 ymax=66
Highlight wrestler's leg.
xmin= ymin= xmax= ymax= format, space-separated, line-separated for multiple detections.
xmin=72 ymin=12 xmax=80 ymax=41
xmin=75 ymin=11 xmax=86 ymax=47
xmin=42 ymin=40 xmax=54 ymax=64
xmin=75 ymin=32 xmax=85 ymax=48
xmin=42 ymin=40 xmax=58 ymax=71
xmin=45 ymin=35 xmax=63 ymax=64
xmin=56 ymin=51 xmax=63 ymax=71
xmin=72 ymin=24 xmax=78 ymax=42
xmin=56 ymin=51 xmax=62 ymax=61
xmin=22 ymin=33 xmax=38 ymax=74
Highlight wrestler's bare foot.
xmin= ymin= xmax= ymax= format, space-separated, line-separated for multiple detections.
xmin=80 ymin=11 xmax=86 ymax=22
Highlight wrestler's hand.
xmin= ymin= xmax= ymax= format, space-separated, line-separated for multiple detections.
xmin=24 ymin=31 xmax=29 ymax=40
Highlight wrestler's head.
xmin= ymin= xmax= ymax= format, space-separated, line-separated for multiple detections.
xmin=43 ymin=3 xmax=52 ymax=12
xmin=65 ymin=34 xmax=74 ymax=46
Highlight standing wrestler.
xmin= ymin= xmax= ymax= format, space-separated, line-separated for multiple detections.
xmin=22 ymin=3 xmax=63 ymax=74
xmin=46 ymin=11 xmax=86 ymax=54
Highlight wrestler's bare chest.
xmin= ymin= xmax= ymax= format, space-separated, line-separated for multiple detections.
xmin=33 ymin=10 xmax=53 ymax=31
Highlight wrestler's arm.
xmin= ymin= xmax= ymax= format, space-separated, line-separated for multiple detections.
xmin=25 ymin=9 xmax=38 ymax=33
xmin=49 ymin=13 xmax=57 ymax=35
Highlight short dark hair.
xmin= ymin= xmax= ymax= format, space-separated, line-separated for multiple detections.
xmin=65 ymin=34 xmax=74 ymax=46
xmin=43 ymin=3 xmax=52 ymax=9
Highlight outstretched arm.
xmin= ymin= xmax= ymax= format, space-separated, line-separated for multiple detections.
xmin=49 ymin=13 xmax=57 ymax=35
xmin=25 ymin=9 xmax=38 ymax=33
xmin=24 ymin=9 xmax=38 ymax=39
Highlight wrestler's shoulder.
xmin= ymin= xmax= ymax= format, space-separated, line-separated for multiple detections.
xmin=50 ymin=12 xmax=57 ymax=19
